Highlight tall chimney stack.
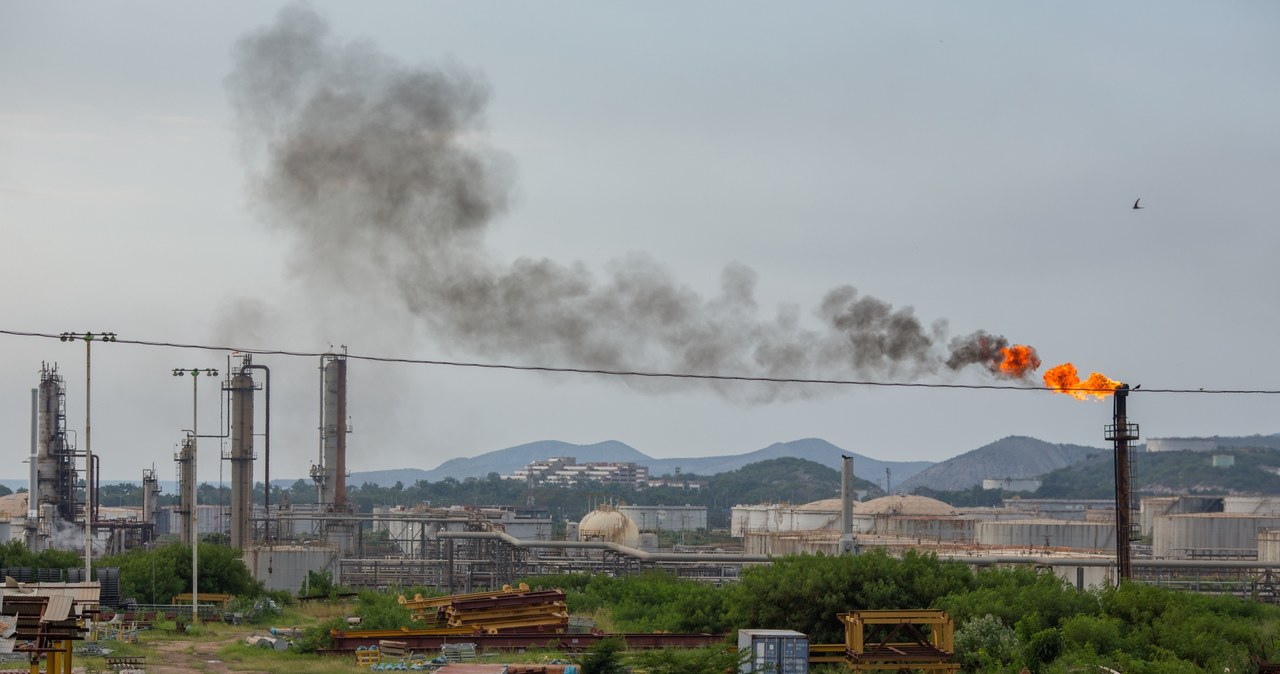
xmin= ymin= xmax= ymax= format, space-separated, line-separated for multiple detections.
xmin=1105 ymin=384 xmax=1139 ymax=582
xmin=839 ymin=455 xmax=859 ymax=555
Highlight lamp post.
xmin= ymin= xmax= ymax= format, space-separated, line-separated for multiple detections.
xmin=172 ymin=367 xmax=218 ymax=625
xmin=59 ymin=331 xmax=115 ymax=581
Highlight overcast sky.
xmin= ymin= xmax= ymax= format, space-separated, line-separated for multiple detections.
xmin=2 ymin=2 xmax=1278 ymax=484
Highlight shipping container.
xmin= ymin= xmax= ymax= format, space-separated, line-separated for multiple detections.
xmin=738 ymin=629 xmax=809 ymax=674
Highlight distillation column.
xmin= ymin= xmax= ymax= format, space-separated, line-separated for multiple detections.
xmin=36 ymin=363 xmax=78 ymax=523
xmin=226 ymin=356 xmax=257 ymax=550
xmin=175 ymin=435 xmax=195 ymax=546
xmin=141 ymin=468 xmax=159 ymax=543
xmin=315 ymin=353 xmax=354 ymax=552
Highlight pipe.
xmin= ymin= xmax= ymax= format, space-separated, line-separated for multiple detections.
xmin=436 ymin=529 xmax=774 ymax=563
xmin=28 ymin=389 xmax=37 ymax=519
xmin=243 ymin=363 xmax=270 ymax=544
xmin=945 ymin=555 xmax=1280 ymax=570
xmin=91 ymin=453 xmax=100 ymax=524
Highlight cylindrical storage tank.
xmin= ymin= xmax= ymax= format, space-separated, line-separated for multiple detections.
xmin=1152 ymin=514 xmax=1280 ymax=559
xmin=1224 ymin=497 xmax=1280 ymax=515
xmin=578 ymin=506 xmax=640 ymax=548
xmin=196 ymin=505 xmax=222 ymax=534
xmin=245 ymin=545 xmax=339 ymax=593
xmin=791 ymin=499 xmax=842 ymax=531
xmin=1258 ymin=529 xmax=1280 ymax=563
xmin=1139 ymin=496 xmax=1223 ymax=536
xmin=976 ymin=519 xmax=1115 ymax=551
xmin=732 ymin=505 xmax=774 ymax=537
xmin=1139 ymin=497 xmax=1177 ymax=538
xmin=638 ymin=532 xmax=659 ymax=553
xmin=880 ymin=517 xmax=974 ymax=543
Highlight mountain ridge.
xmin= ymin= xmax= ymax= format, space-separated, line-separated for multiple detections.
xmin=896 ymin=435 xmax=1102 ymax=492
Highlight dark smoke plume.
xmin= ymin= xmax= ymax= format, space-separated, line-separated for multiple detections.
xmin=227 ymin=5 xmax=1034 ymax=401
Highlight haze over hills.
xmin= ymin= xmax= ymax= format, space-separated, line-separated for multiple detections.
xmin=8 ymin=434 xmax=1275 ymax=498
xmin=896 ymin=436 xmax=1103 ymax=493
xmin=348 ymin=438 xmax=934 ymax=488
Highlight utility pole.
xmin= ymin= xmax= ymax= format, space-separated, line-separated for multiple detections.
xmin=60 ymin=331 xmax=116 ymax=580
xmin=173 ymin=367 xmax=219 ymax=624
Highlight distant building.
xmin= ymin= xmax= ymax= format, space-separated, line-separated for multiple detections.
xmin=1146 ymin=438 xmax=1217 ymax=453
xmin=982 ymin=478 xmax=1042 ymax=493
xmin=645 ymin=477 xmax=705 ymax=490
xmin=504 ymin=457 xmax=648 ymax=487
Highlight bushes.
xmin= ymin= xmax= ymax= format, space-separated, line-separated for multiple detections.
xmin=523 ymin=571 xmax=729 ymax=634
xmin=954 ymin=614 xmax=1019 ymax=672
xmin=724 ymin=549 xmax=974 ymax=642
xmin=96 ymin=541 xmax=261 ymax=603
xmin=504 ymin=557 xmax=1280 ymax=671
xmin=626 ymin=646 xmax=746 ymax=674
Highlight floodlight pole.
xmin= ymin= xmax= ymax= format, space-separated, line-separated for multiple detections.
xmin=60 ymin=332 xmax=116 ymax=581
xmin=173 ymin=367 xmax=218 ymax=624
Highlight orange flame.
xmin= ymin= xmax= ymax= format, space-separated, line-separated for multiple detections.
xmin=998 ymin=345 xmax=1041 ymax=379
xmin=1043 ymin=362 xmax=1122 ymax=400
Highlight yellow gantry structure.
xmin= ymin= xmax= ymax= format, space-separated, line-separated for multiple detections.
xmin=836 ymin=609 xmax=960 ymax=673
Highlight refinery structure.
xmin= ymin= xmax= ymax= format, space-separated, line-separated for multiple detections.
xmin=13 ymin=353 xmax=1280 ymax=605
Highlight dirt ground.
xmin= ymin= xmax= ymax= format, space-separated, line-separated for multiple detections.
xmin=142 ymin=634 xmax=242 ymax=674
xmin=61 ymin=628 xmax=257 ymax=674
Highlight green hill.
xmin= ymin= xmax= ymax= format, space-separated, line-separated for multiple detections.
xmin=1036 ymin=447 xmax=1280 ymax=499
xmin=700 ymin=456 xmax=881 ymax=506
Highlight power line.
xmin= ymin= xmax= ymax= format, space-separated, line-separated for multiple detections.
xmin=3 ymin=328 xmax=1278 ymax=395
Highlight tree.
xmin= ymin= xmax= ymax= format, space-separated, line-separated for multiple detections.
xmin=954 ymin=614 xmax=1020 ymax=672
xmin=0 ymin=539 xmax=81 ymax=570
xmin=725 ymin=550 xmax=975 ymax=643
xmin=579 ymin=637 xmax=626 ymax=674
xmin=97 ymin=541 xmax=261 ymax=603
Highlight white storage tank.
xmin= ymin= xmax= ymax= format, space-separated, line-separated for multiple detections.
xmin=1224 ymin=497 xmax=1280 ymax=515
xmin=731 ymin=505 xmax=774 ymax=537
xmin=976 ymin=519 xmax=1115 ymax=551
xmin=245 ymin=544 xmax=339 ymax=593
xmin=790 ymin=499 xmax=843 ymax=531
xmin=1152 ymin=513 xmax=1280 ymax=559
xmin=1258 ymin=529 xmax=1280 ymax=563
xmin=578 ymin=505 xmax=640 ymax=548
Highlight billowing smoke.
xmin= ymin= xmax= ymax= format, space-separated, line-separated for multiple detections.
xmin=226 ymin=5 xmax=1034 ymax=401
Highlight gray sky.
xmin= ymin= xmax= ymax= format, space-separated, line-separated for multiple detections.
xmin=3 ymin=2 xmax=1278 ymax=483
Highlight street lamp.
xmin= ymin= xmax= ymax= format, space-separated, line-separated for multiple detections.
xmin=59 ymin=331 xmax=116 ymax=581
xmin=172 ymin=366 xmax=218 ymax=625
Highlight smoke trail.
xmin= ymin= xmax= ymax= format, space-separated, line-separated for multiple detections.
xmin=226 ymin=5 xmax=1034 ymax=400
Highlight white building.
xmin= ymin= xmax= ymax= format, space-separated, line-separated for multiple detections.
xmin=1146 ymin=438 xmax=1217 ymax=453
xmin=504 ymin=457 xmax=648 ymax=487
xmin=982 ymin=478 xmax=1043 ymax=492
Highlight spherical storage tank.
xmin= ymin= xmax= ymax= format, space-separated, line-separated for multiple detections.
xmin=578 ymin=505 xmax=640 ymax=548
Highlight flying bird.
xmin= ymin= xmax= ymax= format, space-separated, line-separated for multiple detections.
xmin=1132 ymin=198 xmax=1144 ymax=210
